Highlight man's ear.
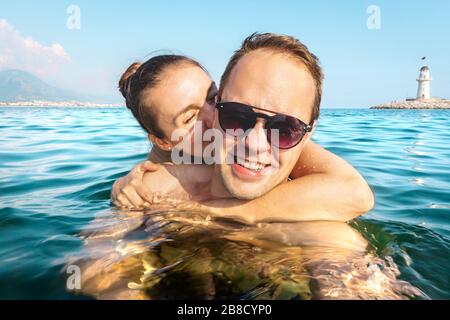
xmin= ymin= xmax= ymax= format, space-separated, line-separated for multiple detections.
xmin=308 ymin=120 xmax=318 ymax=137
xmin=148 ymin=134 xmax=172 ymax=151
xmin=298 ymin=120 xmax=317 ymax=148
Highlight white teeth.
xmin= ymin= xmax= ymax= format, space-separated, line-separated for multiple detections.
xmin=236 ymin=158 xmax=264 ymax=171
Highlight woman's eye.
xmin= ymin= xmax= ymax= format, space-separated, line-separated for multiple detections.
xmin=184 ymin=112 xmax=197 ymax=124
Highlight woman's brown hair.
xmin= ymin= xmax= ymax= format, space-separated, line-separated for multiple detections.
xmin=119 ymin=55 xmax=206 ymax=138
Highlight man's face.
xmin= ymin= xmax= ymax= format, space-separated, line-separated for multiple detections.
xmin=215 ymin=49 xmax=316 ymax=199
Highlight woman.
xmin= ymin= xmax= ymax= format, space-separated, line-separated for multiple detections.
xmin=111 ymin=54 xmax=374 ymax=222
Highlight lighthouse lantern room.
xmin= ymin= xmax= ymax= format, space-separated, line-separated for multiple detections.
xmin=416 ymin=66 xmax=432 ymax=100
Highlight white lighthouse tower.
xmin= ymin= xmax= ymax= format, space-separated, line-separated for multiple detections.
xmin=416 ymin=66 xmax=432 ymax=100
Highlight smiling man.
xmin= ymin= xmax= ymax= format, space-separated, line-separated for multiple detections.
xmin=210 ymin=34 xmax=320 ymax=200
xmin=131 ymin=33 xmax=373 ymax=223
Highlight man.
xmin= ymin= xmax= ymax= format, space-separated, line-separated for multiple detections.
xmin=115 ymin=33 xmax=374 ymax=223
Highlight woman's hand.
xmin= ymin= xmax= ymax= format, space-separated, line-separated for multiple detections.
xmin=111 ymin=161 xmax=161 ymax=209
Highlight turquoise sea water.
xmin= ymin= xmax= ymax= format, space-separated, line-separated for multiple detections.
xmin=0 ymin=107 xmax=449 ymax=299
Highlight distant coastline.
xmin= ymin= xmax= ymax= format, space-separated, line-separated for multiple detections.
xmin=371 ymin=98 xmax=450 ymax=109
xmin=0 ymin=100 xmax=123 ymax=107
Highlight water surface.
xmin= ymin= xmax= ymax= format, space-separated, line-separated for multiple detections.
xmin=0 ymin=107 xmax=449 ymax=299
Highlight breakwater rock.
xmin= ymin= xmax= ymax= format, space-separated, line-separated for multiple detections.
xmin=371 ymin=99 xmax=450 ymax=109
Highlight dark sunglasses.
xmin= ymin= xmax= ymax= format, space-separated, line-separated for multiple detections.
xmin=215 ymin=102 xmax=313 ymax=149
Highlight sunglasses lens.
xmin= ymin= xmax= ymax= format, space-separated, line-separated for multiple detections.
xmin=217 ymin=102 xmax=308 ymax=149
xmin=218 ymin=105 xmax=255 ymax=135
xmin=267 ymin=116 xmax=304 ymax=149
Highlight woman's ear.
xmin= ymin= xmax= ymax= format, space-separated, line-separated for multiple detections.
xmin=148 ymin=134 xmax=173 ymax=151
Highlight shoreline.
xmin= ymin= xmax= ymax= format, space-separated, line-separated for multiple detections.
xmin=371 ymin=99 xmax=450 ymax=109
xmin=0 ymin=101 xmax=123 ymax=108
xmin=2 ymin=102 xmax=449 ymax=110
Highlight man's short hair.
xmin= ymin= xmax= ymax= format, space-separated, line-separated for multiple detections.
xmin=219 ymin=32 xmax=324 ymax=121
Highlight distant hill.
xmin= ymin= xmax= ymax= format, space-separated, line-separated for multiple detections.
xmin=0 ymin=69 xmax=112 ymax=103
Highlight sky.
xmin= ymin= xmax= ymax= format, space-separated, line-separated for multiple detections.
xmin=0 ymin=0 xmax=449 ymax=107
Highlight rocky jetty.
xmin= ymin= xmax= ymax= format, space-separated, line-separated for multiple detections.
xmin=371 ymin=99 xmax=450 ymax=109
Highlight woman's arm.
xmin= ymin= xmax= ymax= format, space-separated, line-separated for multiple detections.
xmin=112 ymin=141 xmax=374 ymax=223
xmin=201 ymin=141 xmax=374 ymax=223
xmin=111 ymin=148 xmax=172 ymax=208
xmin=111 ymin=161 xmax=160 ymax=208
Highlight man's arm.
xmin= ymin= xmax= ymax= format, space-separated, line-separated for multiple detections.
xmin=202 ymin=141 xmax=374 ymax=223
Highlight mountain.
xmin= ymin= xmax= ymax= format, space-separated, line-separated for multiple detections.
xmin=0 ymin=69 xmax=110 ymax=103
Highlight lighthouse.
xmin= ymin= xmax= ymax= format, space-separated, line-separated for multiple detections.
xmin=371 ymin=59 xmax=450 ymax=109
xmin=416 ymin=66 xmax=432 ymax=100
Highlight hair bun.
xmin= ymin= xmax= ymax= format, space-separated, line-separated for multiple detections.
xmin=119 ymin=62 xmax=142 ymax=98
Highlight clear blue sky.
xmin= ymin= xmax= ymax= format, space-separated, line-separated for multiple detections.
xmin=1 ymin=0 xmax=449 ymax=107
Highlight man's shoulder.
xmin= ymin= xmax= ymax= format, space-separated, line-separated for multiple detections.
xmin=170 ymin=164 xmax=214 ymax=185
xmin=142 ymin=164 xmax=213 ymax=195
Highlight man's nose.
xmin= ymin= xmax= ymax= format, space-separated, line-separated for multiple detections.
xmin=245 ymin=120 xmax=270 ymax=155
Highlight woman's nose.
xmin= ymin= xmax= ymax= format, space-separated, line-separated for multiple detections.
xmin=198 ymin=102 xmax=215 ymax=129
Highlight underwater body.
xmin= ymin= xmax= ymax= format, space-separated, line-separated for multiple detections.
xmin=0 ymin=107 xmax=449 ymax=299
xmin=74 ymin=209 xmax=424 ymax=299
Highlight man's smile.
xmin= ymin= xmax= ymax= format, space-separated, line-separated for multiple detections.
xmin=231 ymin=156 xmax=274 ymax=180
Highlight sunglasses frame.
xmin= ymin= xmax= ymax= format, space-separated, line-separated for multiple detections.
xmin=215 ymin=101 xmax=313 ymax=149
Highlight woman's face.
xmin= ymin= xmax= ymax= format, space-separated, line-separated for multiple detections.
xmin=144 ymin=63 xmax=217 ymax=157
